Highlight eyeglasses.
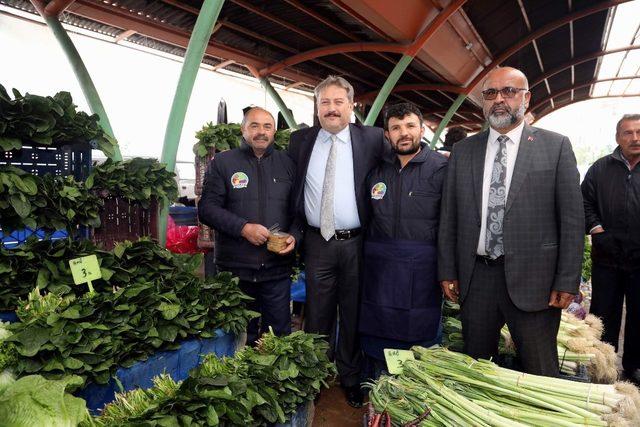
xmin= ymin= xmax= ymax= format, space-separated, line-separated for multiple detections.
xmin=481 ymin=87 xmax=528 ymax=100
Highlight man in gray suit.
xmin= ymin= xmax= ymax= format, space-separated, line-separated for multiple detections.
xmin=438 ymin=67 xmax=584 ymax=376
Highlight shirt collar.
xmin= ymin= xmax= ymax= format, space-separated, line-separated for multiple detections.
xmin=318 ymin=125 xmax=351 ymax=144
xmin=488 ymin=120 xmax=525 ymax=145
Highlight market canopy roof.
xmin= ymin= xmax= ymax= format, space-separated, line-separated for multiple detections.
xmin=2 ymin=0 xmax=635 ymax=130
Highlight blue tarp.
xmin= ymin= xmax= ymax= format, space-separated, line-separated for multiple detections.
xmin=275 ymin=400 xmax=314 ymax=427
xmin=78 ymin=329 xmax=237 ymax=413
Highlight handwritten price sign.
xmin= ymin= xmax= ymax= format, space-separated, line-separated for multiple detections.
xmin=69 ymin=255 xmax=102 ymax=294
xmin=383 ymin=348 xmax=415 ymax=375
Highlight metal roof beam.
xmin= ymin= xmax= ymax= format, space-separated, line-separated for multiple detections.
xmin=229 ymin=0 xmax=392 ymax=80
xmin=529 ymin=76 xmax=637 ymax=113
xmin=532 ymin=93 xmax=640 ymax=123
xmin=530 ymin=45 xmax=640 ymax=89
xmin=114 ymin=29 xmax=136 ymax=43
xmin=66 ymin=0 xmax=320 ymax=86
xmin=44 ymin=0 xmax=76 ymax=17
xmin=464 ymin=0 xmax=631 ymax=94
xmin=259 ymin=42 xmax=407 ymax=76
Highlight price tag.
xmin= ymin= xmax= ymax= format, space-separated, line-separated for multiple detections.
xmin=383 ymin=348 xmax=415 ymax=375
xmin=69 ymin=255 xmax=102 ymax=294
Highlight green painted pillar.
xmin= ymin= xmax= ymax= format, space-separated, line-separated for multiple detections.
xmin=364 ymin=54 xmax=414 ymax=125
xmin=353 ymin=107 xmax=365 ymax=124
xmin=259 ymin=77 xmax=297 ymax=129
xmin=159 ymin=0 xmax=225 ymax=246
xmin=44 ymin=15 xmax=122 ymax=161
xmin=430 ymin=93 xmax=466 ymax=149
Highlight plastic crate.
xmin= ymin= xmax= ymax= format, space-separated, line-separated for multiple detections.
xmin=194 ymin=149 xmax=215 ymax=197
xmin=91 ymin=195 xmax=158 ymax=250
xmin=0 ymin=141 xmax=92 ymax=181
xmin=169 ymin=206 xmax=197 ymax=226
xmin=0 ymin=141 xmax=92 ymax=248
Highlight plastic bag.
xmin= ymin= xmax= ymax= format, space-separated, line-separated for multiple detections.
xmin=166 ymin=216 xmax=203 ymax=254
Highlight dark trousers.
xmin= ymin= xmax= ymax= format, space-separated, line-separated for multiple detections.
xmin=590 ymin=264 xmax=640 ymax=372
xmin=303 ymin=230 xmax=362 ymax=387
xmin=239 ymin=277 xmax=292 ymax=346
xmin=461 ymin=258 xmax=561 ymax=377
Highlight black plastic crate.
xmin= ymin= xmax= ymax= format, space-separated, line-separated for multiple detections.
xmin=0 ymin=141 xmax=92 ymax=181
xmin=0 ymin=141 xmax=93 ymax=248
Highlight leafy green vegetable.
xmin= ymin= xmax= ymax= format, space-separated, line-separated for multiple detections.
xmin=192 ymin=122 xmax=291 ymax=158
xmin=193 ymin=122 xmax=242 ymax=158
xmin=0 ymin=238 xmax=256 ymax=385
xmin=0 ymin=167 xmax=102 ymax=233
xmin=0 ymin=84 xmax=117 ymax=156
xmin=95 ymin=330 xmax=335 ymax=426
xmin=86 ymin=158 xmax=178 ymax=210
xmin=582 ymin=236 xmax=592 ymax=281
xmin=0 ymin=374 xmax=90 ymax=427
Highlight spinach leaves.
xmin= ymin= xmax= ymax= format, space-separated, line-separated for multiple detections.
xmin=0 ymin=84 xmax=117 ymax=157
xmin=0 ymin=239 xmax=256 ymax=385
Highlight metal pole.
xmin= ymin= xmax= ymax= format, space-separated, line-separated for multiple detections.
xmin=44 ymin=15 xmax=122 ymax=161
xmin=158 ymin=0 xmax=225 ymax=246
xmin=353 ymin=107 xmax=365 ymax=124
xmin=430 ymin=93 xmax=467 ymax=148
xmin=259 ymin=77 xmax=297 ymax=129
xmin=364 ymin=54 xmax=414 ymax=125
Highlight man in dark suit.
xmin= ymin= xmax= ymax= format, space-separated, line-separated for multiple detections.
xmin=288 ymin=75 xmax=386 ymax=407
xmin=438 ymin=67 xmax=584 ymax=376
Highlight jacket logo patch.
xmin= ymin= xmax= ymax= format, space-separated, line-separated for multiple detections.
xmin=371 ymin=182 xmax=387 ymax=200
xmin=231 ymin=172 xmax=249 ymax=189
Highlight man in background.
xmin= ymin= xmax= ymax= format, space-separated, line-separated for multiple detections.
xmin=582 ymin=114 xmax=640 ymax=384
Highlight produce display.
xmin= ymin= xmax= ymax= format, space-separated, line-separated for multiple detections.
xmin=86 ymin=158 xmax=178 ymax=209
xmin=0 ymin=238 xmax=256 ymax=385
xmin=0 ymin=166 xmax=102 ymax=233
xmin=95 ymin=330 xmax=335 ymax=426
xmin=368 ymin=346 xmax=640 ymax=426
xmin=193 ymin=122 xmax=291 ymax=158
xmin=0 ymin=84 xmax=118 ymax=157
xmin=193 ymin=122 xmax=242 ymax=157
xmin=0 ymin=372 xmax=91 ymax=426
xmin=442 ymin=302 xmax=617 ymax=383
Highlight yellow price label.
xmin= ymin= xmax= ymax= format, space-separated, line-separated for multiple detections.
xmin=383 ymin=348 xmax=415 ymax=375
xmin=69 ymin=255 xmax=102 ymax=285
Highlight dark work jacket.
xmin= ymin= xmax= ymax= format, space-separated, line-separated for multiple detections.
xmin=359 ymin=146 xmax=448 ymax=342
xmin=198 ymin=141 xmax=297 ymax=282
xmin=366 ymin=144 xmax=448 ymax=241
xmin=582 ymin=147 xmax=640 ymax=270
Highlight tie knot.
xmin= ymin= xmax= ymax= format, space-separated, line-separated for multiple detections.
xmin=330 ymin=134 xmax=337 ymax=143
xmin=497 ymin=135 xmax=509 ymax=144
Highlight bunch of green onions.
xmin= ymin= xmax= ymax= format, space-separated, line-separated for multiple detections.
xmin=442 ymin=303 xmax=617 ymax=383
xmin=367 ymin=346 xmax=640 ymax=426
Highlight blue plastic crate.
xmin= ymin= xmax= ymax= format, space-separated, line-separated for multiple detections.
xmin=0 ymin=228 xmax=69 ymax=249
xmin=169 ymin=206 xmax=197 ymax=226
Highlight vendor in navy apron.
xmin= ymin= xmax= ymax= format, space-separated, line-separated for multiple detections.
xmin=360 ymin=103 xmax=448 ymax=378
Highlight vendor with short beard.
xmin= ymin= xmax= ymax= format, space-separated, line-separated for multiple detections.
xmin=359 ymin=103 xmax=448 ymax=379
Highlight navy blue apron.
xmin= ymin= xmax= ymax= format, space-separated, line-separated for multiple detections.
xmin=359 ymin=237 xmax=441 ymax=343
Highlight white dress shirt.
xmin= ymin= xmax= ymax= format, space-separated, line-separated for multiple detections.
xmin=304 ymin=126 xmax=360 ymax=230
xmin=476 ymin=121 xmax=525 ymax=255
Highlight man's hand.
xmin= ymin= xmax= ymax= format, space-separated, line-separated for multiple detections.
xmin=590 ymin=225 xmax=604 ymax=234
xmin=548 ymin=290 xmax=574 ymax=309
xmin=241 ymin=223 xmax=270 ymax=246
xmin=440 ymin=280 xmax=459 ymax=303
xmin=278 ymin=235 xmax=296 ymax=255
